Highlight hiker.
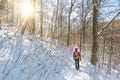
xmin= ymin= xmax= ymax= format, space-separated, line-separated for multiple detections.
xmin=73 ymin=48 xmax=81 ymax=70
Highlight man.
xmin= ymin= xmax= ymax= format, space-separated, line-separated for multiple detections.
xmin=73 ymin=48 xmax=81 ymax=70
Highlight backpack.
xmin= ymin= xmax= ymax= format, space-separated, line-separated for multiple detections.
xmin=73 ymin=52 xmax=79 ymax=60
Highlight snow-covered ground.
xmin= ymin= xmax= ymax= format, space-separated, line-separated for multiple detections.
xmin=0 ymin=27 xmax=120 ymax=80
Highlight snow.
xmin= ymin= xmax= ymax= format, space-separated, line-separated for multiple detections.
xmin=0 ymin=27 xmax=120 ymax=80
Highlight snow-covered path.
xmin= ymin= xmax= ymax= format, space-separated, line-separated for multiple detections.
xmin=38 ymin=37 xmax=120 ymax=80
xmin=0 ymin=29 xmax=120 ymax=80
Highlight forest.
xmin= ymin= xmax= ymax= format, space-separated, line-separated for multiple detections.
xmin=0 ymin=0 xmax=120 ymax=79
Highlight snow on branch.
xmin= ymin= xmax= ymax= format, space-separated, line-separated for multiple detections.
xmin=97 ymin=11 xmax=120 ymax=36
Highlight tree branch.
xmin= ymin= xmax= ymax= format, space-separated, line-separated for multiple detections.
xmin=97 ymin=11 xmax=120 ymax=36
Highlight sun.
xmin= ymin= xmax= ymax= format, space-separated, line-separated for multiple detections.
xmin=20 ymin=1 xmax=33 ymax=18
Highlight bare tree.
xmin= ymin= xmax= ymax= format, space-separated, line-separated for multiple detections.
xmin=51 ymin=6 xmax=56 ymax=39
xmin=11 ymin=0 xmax=14 ymax=23
xmin=90 ymin=0 xmax=98 ymax=65
xmin=76 ymin=0 xmax=91 ymax=52
xmin=67 ymin=0 xmax=77 ymax=46
xmin=0 ymin=0 xmax=7 ymax=26
xmin=50 ymin=0 xmax=59 ymax=40
xmin=39 ymin=0 xmax=43 ymax=37
xmin=102 ymin=34 xmax=106 ymax=66
xmin=58 ymin=0 xmax=64 ymax=41
xmin=54 ymin=0 xmax=59 ymax=39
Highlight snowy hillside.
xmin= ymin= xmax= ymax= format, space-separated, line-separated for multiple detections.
xmin=0 ymin=27 xmax=120 ymax=80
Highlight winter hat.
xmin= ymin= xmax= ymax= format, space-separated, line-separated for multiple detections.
xmin=75 ymin=48 xmax=78 ymax=51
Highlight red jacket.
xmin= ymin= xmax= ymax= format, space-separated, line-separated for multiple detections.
xmin=73 ymin=51 xmax=81 ymax=60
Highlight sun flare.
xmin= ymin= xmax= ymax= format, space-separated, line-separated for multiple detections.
xmin=20 ymin=2 xmax=33 ymax=17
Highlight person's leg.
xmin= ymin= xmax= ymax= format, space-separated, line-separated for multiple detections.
xmin=78 ymin=59 xmax=79 ymax=70
xmin=76 ymin=59 xmax=79 ymax=70
xmin=75 ymin=60 xmax=77 ymax=70
xmin=75 ymin=59 xmax=78 ymax=70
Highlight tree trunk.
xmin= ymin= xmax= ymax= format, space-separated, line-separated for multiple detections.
xmin=107 ymin=37 xmax=113 ymax=75
xmin=81 ymin=0 xmax=85 ymax=52
xmin=67 ymin=9 xmax=71 ymax=46
xmin=102 ymin=35 xmax=106 ymax=66
xmin=53 ymin=0 xmax=59 ymax=39
xmin=31 ymin=0 xmax=36 ymax=34
xmin=79 ymin=29 xmax=82 ymax=52
xmin=11 ymin=0 xmax=14 ymax=23
xmin=91 ymin=0 xmax=98 ymax=65
xmin=51 ymin=7 xmax=55 ymax=40
xmin=59 ymin=6 xmax=63 ymax=42
xmin=67 ymin=0 xmax=76 ymax=46
xmin=40 ymin=0 xmax=43 ymax=37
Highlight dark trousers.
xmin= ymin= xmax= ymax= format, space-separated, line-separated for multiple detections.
xmin=75 ymin=59 xmax=79 ymax=70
